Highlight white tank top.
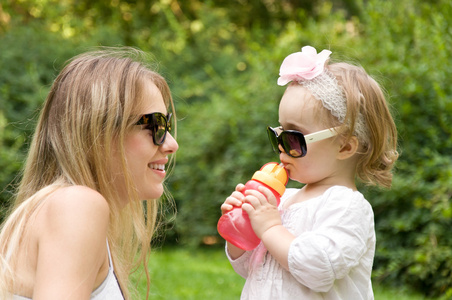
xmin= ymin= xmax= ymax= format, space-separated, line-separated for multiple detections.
xmin=12 ymin=240 xmax=124 ymax=300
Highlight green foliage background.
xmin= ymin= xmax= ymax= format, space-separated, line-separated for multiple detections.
xmin=0 ymin=0 xmax=451 ymax=297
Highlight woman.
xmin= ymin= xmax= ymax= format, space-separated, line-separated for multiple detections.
xmin=0 ymin=47 xmax=179 ymax=299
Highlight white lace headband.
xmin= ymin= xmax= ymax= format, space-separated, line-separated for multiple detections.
xmin=277 ymin=46 xmax=367 ymax=143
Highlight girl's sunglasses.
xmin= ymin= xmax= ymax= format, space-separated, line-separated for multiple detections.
xmin=267 ymin=126 xmax=338 ymax=158
xmin=136 ymin=112 xmax=172 ymax=145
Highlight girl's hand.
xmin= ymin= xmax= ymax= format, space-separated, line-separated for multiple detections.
xmin=241 ymin=186 xmax=282 ymax=239
xmin=220 ymin=184 xmax=246 ymax=215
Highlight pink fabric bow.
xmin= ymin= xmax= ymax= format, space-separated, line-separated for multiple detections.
xmin=277 ymin=46 xmax=332 ymax=86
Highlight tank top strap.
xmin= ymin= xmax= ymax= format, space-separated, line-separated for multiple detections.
xmin=106 ymin=239 xmax=114 ymax=269
xmin=91 ymin=239 xmax=125 ymax=299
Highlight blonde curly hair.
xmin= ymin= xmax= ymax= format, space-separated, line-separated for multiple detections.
xmin=310 ymin=62 xmax=398 ymax=188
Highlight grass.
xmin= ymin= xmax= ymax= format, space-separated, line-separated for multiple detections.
xmin=132 ymin=247 xmax=434 ymax=299
xmin=373 ymin=286 xmax=433 ymax=300
xmin=132 ymin=247 xmax=243 ymax=299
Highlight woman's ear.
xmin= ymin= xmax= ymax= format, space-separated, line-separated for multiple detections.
xmin=337 ymin=136 xmax=359 ymax=160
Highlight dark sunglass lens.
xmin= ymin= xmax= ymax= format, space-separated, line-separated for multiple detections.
xmin=280 ymin=132 xmax=306 ymax=157
xmin=153 ymin=114 xmax=168 ymax=145
xmin=267 ymin=127 xmax=280 ymax=154
xmin=137 ymin=112 xmax=171 ymax=146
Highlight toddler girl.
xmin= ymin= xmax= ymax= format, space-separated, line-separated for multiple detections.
xmin=221 ymin=46 xmax=398 ymax=299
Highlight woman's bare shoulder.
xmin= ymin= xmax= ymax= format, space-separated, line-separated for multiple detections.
xmin=34 ymin=185 xmax=110 ymax=242
xmin=29 ymin=186 xmax=111 ymax=297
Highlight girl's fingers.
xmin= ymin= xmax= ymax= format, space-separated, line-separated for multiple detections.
xmin=220 ymin=203 xmax=233 ymax=214
xmin=231 ymin=191 xmax=245 ymax=201
xmin=241 ymin=202 xmax=254 ymax=214
xmin=221 ymin=187 xmax=248 ymax=214
xmin=243 ymin=194 xmax=261 ymax=210
xmin=244 ymin=189 xmax=267 ymax=205
xmin=235 ymin=183 xmax=246 ymax=192
xmin=225 ymin=195 xmax=243 ymax=207
xmin=257 ymin=186 xmax=278 ymax=206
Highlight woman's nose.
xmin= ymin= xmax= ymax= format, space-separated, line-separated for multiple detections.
xmin=161 ymin=132 xmax=178 ymax=154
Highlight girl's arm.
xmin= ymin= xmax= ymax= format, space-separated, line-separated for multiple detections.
xmin=280 ymin=190 xmax=374 ymax=292
xmin=226 ymin=242 xmax=246 ymax=260
xmin=32 ymin=186 xmax=110 ymax=300
xmin=241 ymin=187 xmax=295 ymax=270
xmin=260 ymin=225 xmax=295 ymax=270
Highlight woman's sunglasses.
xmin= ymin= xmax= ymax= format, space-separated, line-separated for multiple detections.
xmin=136 ymin=112 xmax=172 ymax=145
xmin=267 ymin=126 xmax=338 ymax=158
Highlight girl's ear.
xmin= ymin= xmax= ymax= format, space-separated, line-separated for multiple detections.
xmin=337 ymin=136 xmax=359 ymax=160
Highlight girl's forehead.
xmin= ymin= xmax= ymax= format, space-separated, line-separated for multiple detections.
xmin=279 ymin=85 xmax=319 ymax=127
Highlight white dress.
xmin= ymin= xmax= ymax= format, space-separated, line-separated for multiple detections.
xmin=227 ymin=186 xmax=375 ymax=300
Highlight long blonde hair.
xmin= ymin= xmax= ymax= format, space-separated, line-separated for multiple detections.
xmin=0 ymin=47 xmax=176 ymax=299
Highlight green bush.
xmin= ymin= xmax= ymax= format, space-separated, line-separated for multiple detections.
xmin=0 ymin=24 xmax=83 ymax=212
xmin=356 ymin=1 xmax=452 ymax=297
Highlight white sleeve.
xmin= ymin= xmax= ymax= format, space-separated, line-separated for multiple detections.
xmin=287 ymin=189 xmax=374 ymax=292
xmin=225 ymin=243 xmax=253 ymax=279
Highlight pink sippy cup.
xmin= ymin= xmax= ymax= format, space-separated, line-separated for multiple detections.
xmin=217 ymin=162 xmax=288 ymax=251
